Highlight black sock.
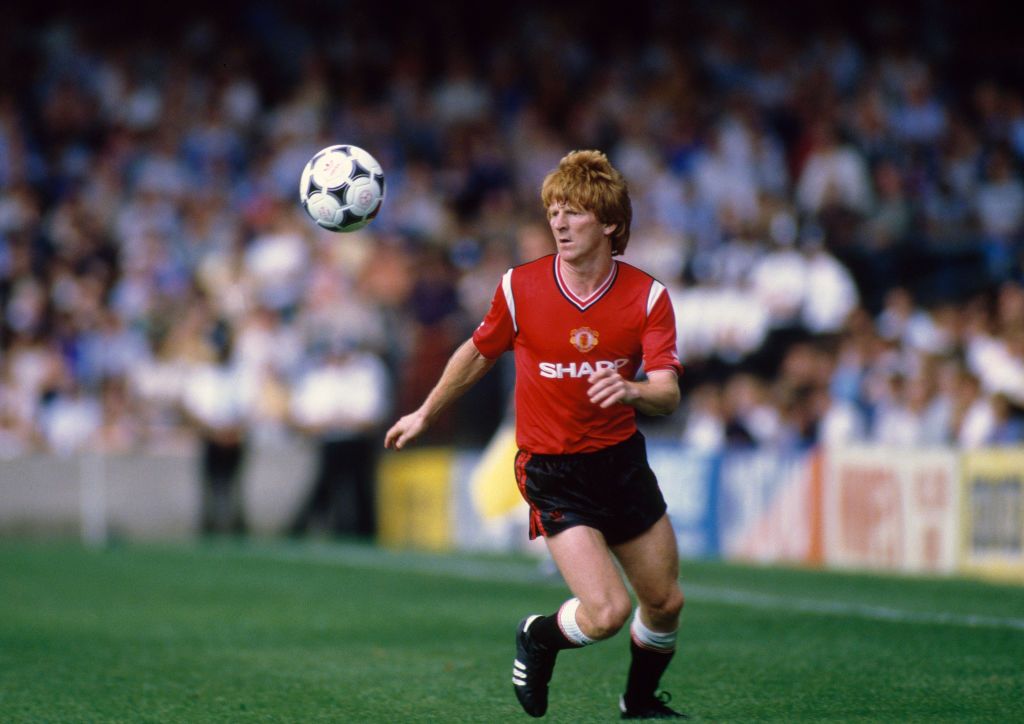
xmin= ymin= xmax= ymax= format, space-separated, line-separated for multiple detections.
xmin=624 ymin=638 xmax=675 ymax=704
xmin=527 ymin=613 xmax=579 ymax=651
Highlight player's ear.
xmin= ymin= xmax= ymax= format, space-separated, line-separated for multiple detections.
xmin=603 ymin=223 xmax=617 ymax=236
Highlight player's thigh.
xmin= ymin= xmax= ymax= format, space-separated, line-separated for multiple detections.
xmin=545 ymin=525 xmax=631 ymax=613
xmin=611 ymin=514 xmax=682 ymax=612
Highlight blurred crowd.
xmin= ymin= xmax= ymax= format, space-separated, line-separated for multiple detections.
xmin=1 ymin=0 xmax=1023 ymax=460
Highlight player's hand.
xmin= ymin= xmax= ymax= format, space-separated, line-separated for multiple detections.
xmin=587 ymin=367 xmax=638 ymax=409
xmin=384 ymin=411 xmax=428 ymax=450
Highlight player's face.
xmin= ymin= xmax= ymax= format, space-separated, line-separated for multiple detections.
xmin=547 ymin=201 xmax=614 ymax=263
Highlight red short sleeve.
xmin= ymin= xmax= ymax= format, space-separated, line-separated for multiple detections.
xmin=472 ymin=276 xmax=516 ymax=359
xmin=642 ymin=288 xmax=684 ymax=377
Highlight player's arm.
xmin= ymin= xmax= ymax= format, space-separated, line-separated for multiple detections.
xmin=587 ymin=368 xmax=680 ymax=416
xmin=384 ymin=338 xmax=497 ymax=449
xmin=590 ymin=280 xmax=683 ymax=416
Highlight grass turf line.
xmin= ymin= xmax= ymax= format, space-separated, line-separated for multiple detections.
xmin=1 ymin=539 xmax=1022 ymax=722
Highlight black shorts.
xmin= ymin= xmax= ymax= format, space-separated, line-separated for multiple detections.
xmin=514 ymin=431 xmax=667 ymax=546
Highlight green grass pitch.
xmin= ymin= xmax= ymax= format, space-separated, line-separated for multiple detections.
xmin=1 ymin=539 xmax=1022 ymax=722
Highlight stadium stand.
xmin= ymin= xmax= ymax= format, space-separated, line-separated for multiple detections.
xmin=1 ymin=0 xmax=1023 ymax=463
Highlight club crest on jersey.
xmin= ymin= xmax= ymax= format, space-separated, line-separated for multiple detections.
xmin=569 ymin=327 xmax=599 ymax=353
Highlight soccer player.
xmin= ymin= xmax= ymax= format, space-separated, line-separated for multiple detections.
xmin=385 ymin=150 xmax=687 ymax=719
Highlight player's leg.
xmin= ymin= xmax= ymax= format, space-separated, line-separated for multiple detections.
xmin=613 ymin=514 xmax=684 ymax=631
xmin=545 ymin=524 xmax=633 ymax=640
xmin=612 ymin=514 xmax=688 ymax=719
xmin=513 ymin=525 xmax=632 ymax=718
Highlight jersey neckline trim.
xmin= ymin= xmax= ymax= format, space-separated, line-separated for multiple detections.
xmin=552 ymin=255 xmax=618 ymax=311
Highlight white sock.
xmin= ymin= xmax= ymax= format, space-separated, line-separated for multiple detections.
xmin=630 ymin=608 xmax=677 ymax=652
xmin=557 ymin=597 xmax=596 ymax=647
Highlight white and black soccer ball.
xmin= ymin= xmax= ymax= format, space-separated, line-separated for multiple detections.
xmin=299 ymin=144 xmax=385 ymax=232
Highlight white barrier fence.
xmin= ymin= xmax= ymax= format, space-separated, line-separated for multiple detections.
xmin=2 ymin=442 xmax=1022 ymax=582
xmin=0 ymin=443 xmax=316 ymax=540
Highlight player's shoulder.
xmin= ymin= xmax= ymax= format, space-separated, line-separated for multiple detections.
xmin=614 ymin=259 xmax=671 ymax=292
xmin=615 ymin=259 xmax=659 ymax=282
xmin=504 ymin=253 xmax=555 ymax=284
xmin=513 ymin=254 xmax=556 ymax=274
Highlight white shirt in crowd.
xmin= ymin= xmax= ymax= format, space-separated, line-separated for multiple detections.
xmin=40 ymin=391 xmax=102 ymax=456
xmin=802 ymin=250 xmax=859 ymax=333
xmin=796 ymin=143 xmax=874 ymax=216
xmin=290 ymin=351 xmax=389 ymax=440
xmin=182 ymin=362 xmax=257 ymax=432
xmin=958 ymin=398 xmax=996 ymax=449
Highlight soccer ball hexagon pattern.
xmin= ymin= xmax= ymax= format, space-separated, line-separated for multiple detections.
xmin=299 ymin=144 xmax=385 ymax=232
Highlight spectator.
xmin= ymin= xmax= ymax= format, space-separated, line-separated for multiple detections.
xmin=817 ymin=391 xmax=865 ymax=446
xmin=180 ymin=329 xmax=254 ymax=536
xmin=720 ymin=373 xmax=780 ymax=447
xmin=287 ymin=338 xmax=390 ymax=539
xmin=872 ymin=373 xmax=930 ymax=447
xmin=681 ymin=383 xmax=726 ymax=452
xmin=861 ymin=160 xmax=912 ymax=249
xmin=954 ymin=369 xmax=996 ymax=448
xmin=748 ymin=212 xmax=807 ymax=331
xmin=974 ymin=147 xmax=1024 ymax=280
xmin=795 ymin=121 xmax=874 ymax=219
xmin=38 ymin=376 xmax=102 ymax=456
xmin=889 ymin=74 xmax=948 ymax=147
xmin=800 ymin=231 xmax=859 ymax=334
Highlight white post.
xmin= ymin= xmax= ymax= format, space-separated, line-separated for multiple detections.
xmin=80 ymin=451 xmax=108 ymax=546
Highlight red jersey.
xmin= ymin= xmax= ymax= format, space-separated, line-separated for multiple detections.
xmin=472 ymin=254 xmax=683 ymax=454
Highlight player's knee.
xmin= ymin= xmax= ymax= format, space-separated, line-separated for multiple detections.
xmin=665 ymin=585 xmax=685 ymax=618
xmin=643 ymin=584 xmax=685 ymax=624
xmin=586 ymin=598 xmax=632 ymax=639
